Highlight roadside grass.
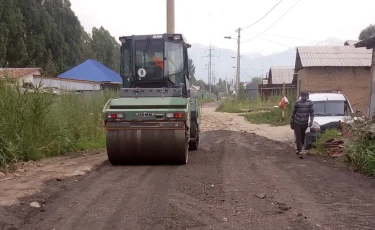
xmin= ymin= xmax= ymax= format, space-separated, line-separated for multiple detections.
xmin=216 ymin=92 xmax=296 ymax=126
xmin=242 ymin=105 xmax=293 ymax=126
xmin=312 ymin=129 xmax=342 ymax=155
xmin=0 ymin=78 xmax=117 ymax=166
xmin=308 ymin=122 xmax=375 ymax=177
xmin=343 ymin=121 xmax=375 ymax=176
xmin=197 ymin=96 xmax=216 ymax=104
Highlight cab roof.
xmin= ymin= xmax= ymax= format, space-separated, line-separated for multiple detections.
xmin=119 ymin=33 xmax=188 ymax=44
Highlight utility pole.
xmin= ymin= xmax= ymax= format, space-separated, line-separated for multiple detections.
xmin=235 ymin=28 xmax=241 ymax=98
xmin=166 ymin=0 xmax=175 ymax=33
xmin=224 ymin=28 xmax=241 ymax=98
xmin=225 ymin=77 xmax=228 ymax=96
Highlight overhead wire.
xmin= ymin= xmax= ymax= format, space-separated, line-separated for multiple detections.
xmin=242 ymin=0 xmax=302 ymax=44
xmin=258 ymin=36 xmax=292 ymax=48
xmin=263 ymin=33 xmax=344 ymax=44
xmin=240 ymin=56 xmax=262 ymax=75
xmin=241 ymin=0 xmax=284 ymax=30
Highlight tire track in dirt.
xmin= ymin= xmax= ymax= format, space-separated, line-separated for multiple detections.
xmin=17 ymin=165 xmax=155 ymax=230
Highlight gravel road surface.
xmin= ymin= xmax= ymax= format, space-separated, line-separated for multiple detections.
xmin=1 ymin=101 xmax=374 ymax=230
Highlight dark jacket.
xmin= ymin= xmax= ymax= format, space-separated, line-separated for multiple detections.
xmin=291 ymin=99 xmax=314 ymax=125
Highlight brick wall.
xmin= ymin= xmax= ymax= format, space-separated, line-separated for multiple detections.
xmin=297 ymin=67 xmax=371 ymax=114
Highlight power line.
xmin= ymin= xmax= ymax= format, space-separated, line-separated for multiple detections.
xmin=262 ymin=33 xmax=344 ymax=44
xmin=201 ymin=43 xmax=219 ymax=92
xmin=240 ymin=68 xmax=252 ymax=79
xmin=242 ymin=0 xmax=302 ymax=44
xmin=240 ymin=56 xmax=262 ymax=75
xmin=258 ymin=36 xmax=291 ymax=47
xmin=242 ymin=0 xmax=284 ymax=30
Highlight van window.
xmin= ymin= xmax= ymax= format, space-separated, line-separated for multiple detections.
xmin=312 ymin=101 xmax=345 ymax=116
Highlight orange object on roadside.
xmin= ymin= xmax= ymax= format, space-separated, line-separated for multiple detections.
xmin=278 ymin=96 xmax=289 ymax=110
xmin=153 ymin=56 xmax=164 ymax=70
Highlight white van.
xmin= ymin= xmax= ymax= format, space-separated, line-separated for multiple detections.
xmin=303 ymin=92 xmax=355 ymax=149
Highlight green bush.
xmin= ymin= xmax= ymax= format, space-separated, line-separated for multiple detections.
xmin=0 ymin=78 xmax=117 ymax=165
xmin=343 ymin=122 xmax=375 ymax=176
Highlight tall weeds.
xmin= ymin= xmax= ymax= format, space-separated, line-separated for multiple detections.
xmin=216 ymin=91 xmax=296 ymax=126
xmin=0 ymin=78 xmax=117 ymax=165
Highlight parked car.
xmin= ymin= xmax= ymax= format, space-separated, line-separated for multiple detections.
xmin=303 ymin=92 xmax=356 ymax=150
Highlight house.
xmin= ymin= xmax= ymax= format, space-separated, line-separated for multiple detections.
xmin=258 ymin=66 xmax=297 ymax=100
xmin=355 ymin=36 xmax=375 ymax=119
xmin=34 ymin=77 xmax=101 ymax=92
xmin=58 ymin=59 xmax=122 ymax=90
xmin=293 ymin=46 xmax=373 ymax=114
xmin=0 ymin=68 xmax=42 ymax=88
xmin=1 ymin=59 xmax=123 ymax=92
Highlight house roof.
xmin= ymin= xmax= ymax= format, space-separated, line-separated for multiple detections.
xmin=355 ymin=35 xmax=375 ymax=49
xmin=344 ymin=40 xmax=359 ymax=47
xmin=295 ymin=46 xmax=372 ymax=71
xmin=269 ymin=66 xmax=294 ymax=84
xmin=190 ymin=85 xmax=200 ymax=91
xmin=0 ymin=68 xmax=41 ymax=78
xmin=58 ymin=59 xmax=122 ymax=83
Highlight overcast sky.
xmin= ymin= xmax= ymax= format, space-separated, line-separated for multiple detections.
xmin=71 ymin=0 xmax=375 ymax=55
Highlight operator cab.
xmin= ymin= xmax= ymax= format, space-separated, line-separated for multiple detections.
xmin=119 ymin=33 xmax=191 ymax=98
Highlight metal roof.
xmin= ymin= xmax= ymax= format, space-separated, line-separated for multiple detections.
xmin=344 ymin=40 xmax=359 ymax=47
xmin=269 ymin=66 xmax=294 ymax=84
xmin=58 ymin=59 xmax=122 ymax=83
xmin=295 ymin=46 xmax=372 ymax=71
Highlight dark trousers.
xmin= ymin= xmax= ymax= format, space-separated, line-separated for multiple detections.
xmin=294 ymin=123 xmax=308 ymax=152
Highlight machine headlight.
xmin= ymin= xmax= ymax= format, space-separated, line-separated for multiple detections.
xmin=166 ymin=113 xmax=174 ymax=118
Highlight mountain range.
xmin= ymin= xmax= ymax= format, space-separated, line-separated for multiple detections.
xmin=188 ymin=37 xmax=346 ymax=84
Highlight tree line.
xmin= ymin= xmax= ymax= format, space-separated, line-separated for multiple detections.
xmin=0 ymin=0 xmax=120 ymax=76
xmin=0 ymin=0 xmax=201 ymax=81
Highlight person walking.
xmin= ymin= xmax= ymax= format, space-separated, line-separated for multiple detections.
xmin=290 ymin=91 xmax=314 ymax=158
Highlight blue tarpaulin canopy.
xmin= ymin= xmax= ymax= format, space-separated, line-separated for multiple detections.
xmin=58 ymin=59 xmax=122 ymax=83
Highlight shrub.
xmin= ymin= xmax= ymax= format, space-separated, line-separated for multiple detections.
xmin=343 ymin=121 xmax=375 ymax=176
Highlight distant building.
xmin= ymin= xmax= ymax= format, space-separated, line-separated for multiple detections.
xmin=258 ymin=66 xmax=297 ymax=100
xmin=0 ymin=59 xmax=123 ymax=92
xmin=0 ymin=68 xmax=42 ymax=88
xmin=293 ymin=45 xmax=372 ymax=114
xmin=58 ymin=59 xmax=122 ymax=90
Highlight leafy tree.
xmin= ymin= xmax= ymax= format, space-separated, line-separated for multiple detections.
xmin=1 ymin=0 xmax=28 ymax=67
xmin=0 ymin=0 xmax=122 ymax=76
xmin=359 ymin=24 xmax=375 ymax=40
xmin=91 ymin=26 xmax=120 ymax=73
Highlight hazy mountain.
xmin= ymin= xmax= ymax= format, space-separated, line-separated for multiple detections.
xmin=189 ymin=38 xmax=345 ymax=83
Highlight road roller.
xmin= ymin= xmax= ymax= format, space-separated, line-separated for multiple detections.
xmin=102 ymin=33 xmax=201 ymax=165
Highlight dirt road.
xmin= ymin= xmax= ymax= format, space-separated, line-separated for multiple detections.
xmin=1 ymin=102 xmax=375 ymax=230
